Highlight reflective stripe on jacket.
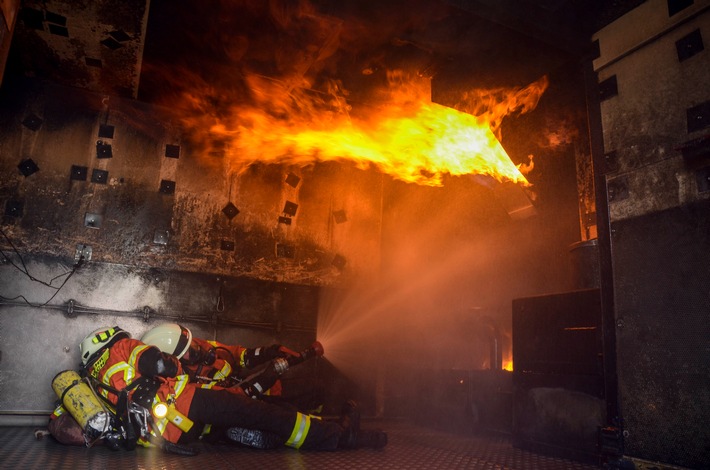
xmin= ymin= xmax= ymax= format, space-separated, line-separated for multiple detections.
xmin=89 ymin=337 xmax=196 ymax=444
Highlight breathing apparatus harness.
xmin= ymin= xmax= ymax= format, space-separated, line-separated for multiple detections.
xmin=80 ymin=340 xmax=198 ymax=456
xmin=182 ymin=343 xmax=248 ymax=388
xmin=181 ymin=343 xmax=220 ymax=376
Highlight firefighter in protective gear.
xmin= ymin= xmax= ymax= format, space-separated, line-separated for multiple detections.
xmin=79 ymin=325 xmax=366 ymax=450
xmin=139 ymin=323 xmax=193 ymax=360
xmin=141 ymin=323 xmax=297 ymax=398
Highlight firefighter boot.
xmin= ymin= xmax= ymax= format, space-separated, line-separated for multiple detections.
xmin=337 ymin=400 xmax=361 ymax=449
xmin=357 ymin=429 xmax=388 ymax=449
xmin=337 ymin=400 xmax=388 ymax=449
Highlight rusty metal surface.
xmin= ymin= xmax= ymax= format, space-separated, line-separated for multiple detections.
xmin=0 ymin=420 xmax=602 ymax=469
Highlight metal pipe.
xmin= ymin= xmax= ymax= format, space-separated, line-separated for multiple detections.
xmin=0 ymin=298 xmax=316 ymax=333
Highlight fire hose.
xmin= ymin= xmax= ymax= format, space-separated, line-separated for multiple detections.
xmin=239 ymin=341 xmax=324 ymax=398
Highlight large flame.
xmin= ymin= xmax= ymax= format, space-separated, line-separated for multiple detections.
xmin=180 ymin=71 xmax=548 ymax=186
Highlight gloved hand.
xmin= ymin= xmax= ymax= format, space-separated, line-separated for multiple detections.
xmin=182 ymin=345 xmax=216 ymax=367
xmin=139 ymin=347 xmax=181 ymax=378
xmin=244 ymin=344 xmax=299 ymax=368
xmin=239 ymin=361 xmax=282 ymax=398
xmin=156 ymin=353 xmax=179 ymax=378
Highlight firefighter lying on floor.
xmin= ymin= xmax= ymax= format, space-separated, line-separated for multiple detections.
xmin=140 ymin=322 xmax=326 ymax=443
xmin=48 ymin=326 xmax=387 ymax=454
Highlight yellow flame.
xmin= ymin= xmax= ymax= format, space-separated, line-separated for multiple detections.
xmin=229 ymin=103 xmax=527 ymax=186
xmin=179 ymin=72 xmax=548 ymax=186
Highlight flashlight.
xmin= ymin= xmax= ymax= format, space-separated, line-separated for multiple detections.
xmin=153 ymin=402 xmax=168 ymax=418
xmin=152 ymin=402 xmax=194 ymax=433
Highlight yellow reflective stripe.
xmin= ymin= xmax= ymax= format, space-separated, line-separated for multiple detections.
xmin=213 ymin=362 xmax=232 ymax=380
xmin=173 ymin=374 xmax=189 ymax=396
xmin=102 ymin=345 xmax=148 ymax=400
xmin=152 ymin=375 xmax=190 ymax=437
xmin=52 ymin=404 xmax=65 ymax=417
xmin=103 ymin=344 xmax=148 ymax=386
xmin=239 ymin=349 xmax=247 ymax=367
xmin=153 ymin=412 xmax=168 ymax=435
xmin=92 ymin=327 xmax=115 ymax=344
xmin=104 ymin=363 xmax=130 ymax=386
xmin=285 ymin=412 xmax=311 ymax=449
xmin=128 ymin=345 xmax=149 ymax=367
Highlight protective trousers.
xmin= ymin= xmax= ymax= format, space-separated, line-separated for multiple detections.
xmin=180 ymin=388 xmax=342 ymax=450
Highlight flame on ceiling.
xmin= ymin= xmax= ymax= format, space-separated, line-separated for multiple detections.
xmin=143 ymin=0 xmax=549 ymax=186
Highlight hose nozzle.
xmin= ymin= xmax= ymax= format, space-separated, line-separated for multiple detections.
xmin=278 ymin=341 xmax=325 ymax=372
xmin=305 ymin=341 xmax=324 ymax=359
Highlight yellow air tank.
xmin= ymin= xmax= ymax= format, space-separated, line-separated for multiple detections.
xmin=52 ymin=370 xmax=110 ymax=440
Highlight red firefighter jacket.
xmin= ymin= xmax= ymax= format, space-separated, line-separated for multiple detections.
xmin=87 ymin=336 xmax=197 ymax=444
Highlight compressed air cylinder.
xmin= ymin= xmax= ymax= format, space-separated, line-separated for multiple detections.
xmin=52 ymin=370 xmax=110 ymax=440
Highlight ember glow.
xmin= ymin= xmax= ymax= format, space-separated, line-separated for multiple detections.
xmin=182 ymin=72 xmax=548 ymax=186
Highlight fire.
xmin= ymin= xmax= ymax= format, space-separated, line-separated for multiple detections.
xmin=181 ymin=72 xmax=548 ymax=186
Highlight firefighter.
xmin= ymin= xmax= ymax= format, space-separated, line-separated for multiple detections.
xmin=79 ymin=325 xmax=386 ymax=451
xmin=140 ymin=323 xmax=296 ymax=398
xmin=141 ymin=323 xmax=330 ymax=446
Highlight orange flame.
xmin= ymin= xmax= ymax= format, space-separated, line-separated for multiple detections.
xmin=181 ymin=71 xmax=548 ymax=186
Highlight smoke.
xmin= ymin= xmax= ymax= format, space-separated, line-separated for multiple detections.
xmin=454 ymin=75 xmax=550 ymax=139
xmin=316 ymin=175 xmax=571 ymax=391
